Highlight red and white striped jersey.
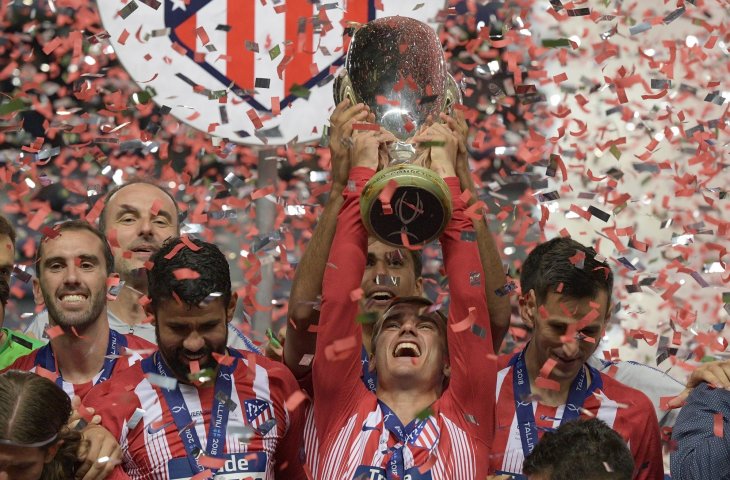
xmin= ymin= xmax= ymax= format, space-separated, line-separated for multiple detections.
xmin=2 ymin=332 xmax=152 ymax=400
xmin=83 ymin=350 xmax=306 ymax=480
xmin=311 ymin=169 xmax=496 ymax=480
xmin=491 ymin=355 xmax=664 ymax=479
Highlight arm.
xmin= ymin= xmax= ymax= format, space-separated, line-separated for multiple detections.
xmin=443 ymin=112 xmax=511 ymax=351
xmin=312 ymin=166 xmax=373 ymax=436
xmin=629 ymin=395 xmax=665 ymax=480
xmin=274 ymin=367 xmax=308 ymax=480
xmin=285 ymin=100 xmax=369 ymax=380
xmin=416 ymin=122 xmax=496 ymax=440
xmin=671 ymin=383 xmax=730 ymax=480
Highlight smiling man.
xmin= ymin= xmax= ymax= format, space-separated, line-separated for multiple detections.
xmin=490 ymin=237 xmax=663 ymax=479
xmin=83 ymin=237 xmax=305 ymax=479
xmin=311 ymin=124 xmax=495 ymax=479
xmin=25 ymin=180 xmax=258 ymax=352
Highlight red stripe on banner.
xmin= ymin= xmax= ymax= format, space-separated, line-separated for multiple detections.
xmin=175 ymin=13 xmax=197 ymax=54
xmin=284 ymin=0 xmax=314 ymax=96
xmin=227 ymin=1 xmax=255 ymax=91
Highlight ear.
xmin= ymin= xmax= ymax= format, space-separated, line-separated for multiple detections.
xmin=368 ymin=352 xmax=377 ymax=374
xmin=143 ymin=301 xmax=156 ymax=326
xmin=32 ymin=277 xmax=44 ymax=306
xmin=43 ymin=441 xmax=62 ymax=464
xmin=226 ymin=292 xmax=238 ymax=324
xmin=414 ymin=276 xmax=424 ymax=296
xmin=518 ymin=290 xmax=538 ymax=329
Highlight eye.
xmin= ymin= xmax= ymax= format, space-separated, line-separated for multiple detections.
xmin=48 ymin=262 xmax=64 ymax=272
xmin=366 ymin=256 xmax=376 ymax=267
xmin=418 ymin=322 xmax=435 ymax=330
xmin=384 ymin=320 xmax=400 ymax=329
xmin=153 ymin=217 xmax=170 ymax=226
xmin=80 ymin=261 xmax=95 ymax=270
xmin=119 ymin=215 xmax=137 ymax=224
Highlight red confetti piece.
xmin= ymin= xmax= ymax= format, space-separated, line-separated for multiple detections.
xmin=450 ymin=307 xmax=476 ymax=333
xmin=285 ymin=390 xmax=308 ymax=412
xmin=45 ymin=325 xmax=65 ymax=339
xmin=149 ymin=199 xmax=162 ymax=216
xmin=164 ymin=243 xmax=186 ymax=260
xmin=212 ymin=352 xmax=235 ymax=366
xmin=378 ymin=180 xmax=398 ymax=216
xmin=42 ymin=37 xmax=63 ymax=55
xmin=189 ymin=360 xmax=200 ymax=374
xmin=180 ymin=235 xmax=202 ymax=252
xmin=349 ymin=288 xmax=363 ymax=302
xmin=539 ymin=358 xmax=557 ymax=378
xmin=195 ymin=27 xmax=210 ymax=46
xmin=271 ymin=97 xmax=281 ymax=115
xmin=173 ymin=268 xmax=201 ymax=280
xmin=247 ymin=109 xmax=264 ymax=129
xmin=117 ymin=29 xmax=130 ymax=46
xmin=714 ymin=413 xmax=724 ymax=437
xmin=252 ymin=185 xmax=275 ymax=200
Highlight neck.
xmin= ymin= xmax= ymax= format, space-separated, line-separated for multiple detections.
xmin=377 ymin=387 xmax=439 ymax=426
xmin=0 ymin=328 xmax=6 ymax=345
xmin=523 ymin=344 xmax=579 ymax=407
xmin=109 ymin=282 xmax=148 ymax=326
xmin=50 ymin=316 xmax=110 ymax=384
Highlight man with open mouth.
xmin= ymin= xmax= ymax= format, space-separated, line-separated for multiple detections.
xmin=24 ymin=179 xmax=259 ymax=353
xmin=309 ymin=116 xmax=496 ymax=479
xmin=83 ymin=237 xmax=306 ymax=479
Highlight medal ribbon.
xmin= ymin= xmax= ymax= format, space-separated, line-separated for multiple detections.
xmin=509 ymin=348 xmax=602 ymax=456
xmin=141 ymin=348 xmax=242 ymax=474
xmin=34 ymin=328 xmax=127 ymax=388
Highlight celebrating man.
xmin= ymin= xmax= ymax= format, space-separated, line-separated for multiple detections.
xmin=310 ymin=121 xmax=495 ymax=478
xmin=84 ymin=237 xmax=305 ymax=479
xmin=490 ymin=237 xmax=663 ymax=479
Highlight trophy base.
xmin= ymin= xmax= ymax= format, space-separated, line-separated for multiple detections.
xmin=361 ymin=164 xmax=452 ymax=248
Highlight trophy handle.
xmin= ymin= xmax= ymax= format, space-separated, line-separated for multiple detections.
xmin=443 ymin=73 xmax=463 ymax=115
xmin=333 ymin=72 xmax=359 ymax=105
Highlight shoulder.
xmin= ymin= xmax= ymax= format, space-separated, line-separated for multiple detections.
xmin=592 ymin=357 xmax=684 ymax=395
xmin=85 ymin=361 xmax=146 ymax=408
xmin=8 ymin=329 xmax=45 ymax=350
xmin=237 ymin=351 xmax=301 ymax=394
xmin=123 ymin=333 xmax=155 ymax=351
xmin=597 ymin=371 xmax=656 ymax=412
xmin=685 ymin=382 xmax=730 ymax=410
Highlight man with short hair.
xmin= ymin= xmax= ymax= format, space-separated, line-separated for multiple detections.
xmin=490 ymin=237 xmax=663 ymax=479
xmin=311 ymin=121 xmax=496 ymax=478
xmin=3 ymin=220 xmax=155 ymax=480
xmin=0 ymin=215 xmax=43 ymax=370
xmin=84 ymin=237 xmax=306 ymax=479
xmin=3 ymin=220 xmax=152 ymax=397
xmin=25 ymin=180 xmax=258 ymax=352
xmin=522 ymin=418 xmax=634 ymax=480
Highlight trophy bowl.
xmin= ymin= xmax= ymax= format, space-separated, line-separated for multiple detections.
xmin=335 ymin=16 xmax=461 ymax=247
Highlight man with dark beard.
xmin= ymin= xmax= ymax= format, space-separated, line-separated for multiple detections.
xmin=83 ymin=237 xmax=305 ymax=480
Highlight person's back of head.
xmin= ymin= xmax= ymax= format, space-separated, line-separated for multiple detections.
xmin=522 ymin=418 xmax=634 ymax=480
xmin=0 ymin=370 xmax=83 ymax=480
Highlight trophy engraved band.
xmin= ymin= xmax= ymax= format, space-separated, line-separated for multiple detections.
xmin=335 ymin=16 xmax=462 ymax=248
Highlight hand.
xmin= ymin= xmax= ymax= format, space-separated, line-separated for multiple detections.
xmin=667 ymin=359 xmax=730 ymax=409
xmin=69 ymin=396 xmax=102 ymax=430
xmin=350 ymin=126 xmax=396 ymax=171
xmin=440 ymin=111 xmax=472 ymax=188
xmin=76 ymin=424 xmax=122 ymax=480
xmin=410 ymin=120 xmax=458 ymax=178
xmin=329 ymin=99 xmax=371 ymax=188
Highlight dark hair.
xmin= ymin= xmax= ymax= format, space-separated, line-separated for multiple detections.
xmin=147 ymin=237 xmax=232 ymax=311
xmin=522 ymin=418 xmax=634 ymax=480
xmin=0 ymin=370 xmax=84 ymax=480
xmin=35 ymin=220 xmax=114 ymax=276
xmin=0 ymin=277 xmax=8 ymax=307
xmin=408 ymin=250 xmax=422 ymax=278
xmin=98 ymin=178 xmax=181 ymax=234
xmin=0 ymin=215 xmax=16 ymax=246
xmin=520 ymin=237 xmax=613 ymax=307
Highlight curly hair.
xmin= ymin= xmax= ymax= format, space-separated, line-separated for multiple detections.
xmin=0 ymin=370 xmax=85 ymax=480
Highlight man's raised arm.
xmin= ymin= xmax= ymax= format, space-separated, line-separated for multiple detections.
xmin=285 ymin=100 xmax=369 ymax=380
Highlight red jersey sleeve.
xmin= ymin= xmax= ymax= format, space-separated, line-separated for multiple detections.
xmin=439 ymin=177 xmax=496 ymax=447
xmin=619 ymin=388 xmax=664 ymax=480
xmin=313 ymin=167 xmax=374 ymax=438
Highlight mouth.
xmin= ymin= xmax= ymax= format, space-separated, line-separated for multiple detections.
xmin=58 ymin=293 xmax=89 ymax=305
xmin=130 ymin=245 xmax=158 ymax=257
xmin=553 ymin=354 xmax=580 ymax=367
xmin=366 ymin=289 xmax=396 ymax=305
xmin=393 ymin=341 xmax=421 ymax=358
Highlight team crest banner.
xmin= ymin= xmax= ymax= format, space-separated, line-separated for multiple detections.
xmin=99 ymin=0 xmax=447 ymax=145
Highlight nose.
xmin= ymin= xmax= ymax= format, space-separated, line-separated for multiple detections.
xmin=373 ymin=260 xmax=388 ymax=278
xmin=183 ymin=331 xmax=205 ymax=352
xmin=561 ymin=338 xmax=580 ymax=358
xmin=398 ymin=318 xmax=417 ymax=336
xmin=63 ymin=262 xmax=82 ymax=285
xmin=138 ymin=216 xmax=154 ymax=237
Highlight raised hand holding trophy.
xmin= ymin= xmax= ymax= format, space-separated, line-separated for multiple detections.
xmin=334 ymin=16 xmax=462 ymax=248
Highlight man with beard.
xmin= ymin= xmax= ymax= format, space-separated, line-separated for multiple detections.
xmin=25 ymin=180 xmax=258 ymax=352
xmin=2 ymin=220 xmax=152 ymax=398
xmin=83 ymin=237 xmax=306 ymax=480
xmin=2 ymin=220 xmax=155 ymax=480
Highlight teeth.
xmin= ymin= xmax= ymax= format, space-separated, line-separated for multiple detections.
xmin=61 ymin=294 xmax=86 ymax=303
xmin=371 ymin=292 xmax=394 ymax=301
xmin=394 ymin=342 xmax=421 ymax=357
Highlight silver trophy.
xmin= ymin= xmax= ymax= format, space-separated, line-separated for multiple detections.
xmin=334 ymin=16 xmax=462 ymax=247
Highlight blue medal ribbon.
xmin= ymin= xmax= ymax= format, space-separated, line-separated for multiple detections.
xmin=34 ymin=329 xmax=127 ymax=388
xmin=509 ymin=348 xmax=602 ymax=456
xmin=361 ymin=345 xmax=377 ymax=393
xmin=378 ymin=400 xmax=432 ymax=480
xmin=141 ymin=348 xmax=242 ymax=474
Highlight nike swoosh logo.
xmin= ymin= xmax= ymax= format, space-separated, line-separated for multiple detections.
xmin=146 ymin=421 xmax=173 ymax=435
